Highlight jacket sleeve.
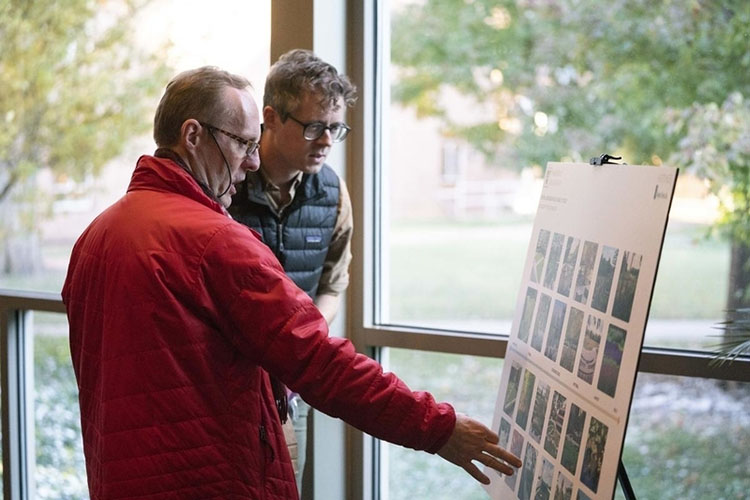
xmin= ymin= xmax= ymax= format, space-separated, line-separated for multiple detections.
xmin=201 ymin=222 xmax=456 ymax=454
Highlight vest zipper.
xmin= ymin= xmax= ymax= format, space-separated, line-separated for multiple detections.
xmin=276 ymin=222 xmax=285 ymax=266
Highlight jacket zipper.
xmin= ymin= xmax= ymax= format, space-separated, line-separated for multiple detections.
xmin=259 ymin=424 xmax=275 ymax=462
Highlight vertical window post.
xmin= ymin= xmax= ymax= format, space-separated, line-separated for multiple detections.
xmin=1 ymin=307 xmax=35 ymax=499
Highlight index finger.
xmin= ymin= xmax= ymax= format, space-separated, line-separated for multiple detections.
xmin=484 ymin=442 xmax=522 ymax=468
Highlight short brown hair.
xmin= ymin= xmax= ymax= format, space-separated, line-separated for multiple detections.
xmin=264 ymin=49 xmax=357 ymax=118
xmin=153 ymin=66 xmax=252 ymax=147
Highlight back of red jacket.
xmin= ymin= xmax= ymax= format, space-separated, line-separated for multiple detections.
xmin=63 ymin=155 xmax=455 ymax=499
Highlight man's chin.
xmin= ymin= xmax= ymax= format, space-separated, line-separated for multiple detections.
xmin=303 ymin=163 xmax=324 ymax=175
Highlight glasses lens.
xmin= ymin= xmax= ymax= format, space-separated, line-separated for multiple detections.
xmin=303 ymin=123 xmax=325 ymax=141
xmin=331 ymin=125 xmax=349 ymax=143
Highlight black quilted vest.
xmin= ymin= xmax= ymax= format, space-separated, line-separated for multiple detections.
xmin=230 ymin=164 xmax=340 ymax=298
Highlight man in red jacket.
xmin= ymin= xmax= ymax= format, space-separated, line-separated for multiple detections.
xmin=62 ymin=66 xmax=521 ymax=500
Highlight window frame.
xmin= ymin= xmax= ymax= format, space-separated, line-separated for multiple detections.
xmin=1 ymin=2 xmax=749 ymax=500
xmin=344 ymin=2 xmax=750 ymax=499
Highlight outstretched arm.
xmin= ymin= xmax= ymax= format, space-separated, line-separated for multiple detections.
xmin=437 ymin=413 xmax=522 ymax=484
xmin=314 ymin=292 xmax=341 ymax=325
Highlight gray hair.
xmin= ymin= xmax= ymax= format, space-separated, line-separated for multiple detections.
xmin=153 ymin=66 xmax=252 ymax=147
xmin=264 ymin=49 xmax=357 ymax=118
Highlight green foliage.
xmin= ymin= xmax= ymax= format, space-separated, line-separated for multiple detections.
xmin=391 ymin=0 xmax=750 ymax=170
xmin=667 ymin=93 xmax=750 ymax=243
xmin=0 ymin=0 xmax=171 ymax=224
xmin=711 ymin=307 xmax=750 ymax=365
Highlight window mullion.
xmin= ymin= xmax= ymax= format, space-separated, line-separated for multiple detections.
xmin=2 ymin=308 xmax=34 ymax=500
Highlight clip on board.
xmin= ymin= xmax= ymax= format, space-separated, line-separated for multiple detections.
xmin=589 ymin=153 xmax=624 ymax=166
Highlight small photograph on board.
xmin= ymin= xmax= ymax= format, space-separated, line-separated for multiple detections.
xmin=505 ymin=429 xmax=525 ymax=491
xmin=535 ymin=458 xmax=555 ymax=500
xmin=531 ymin=229 xmax=552 ymax=284
xmin=557 ymin=236 xmax=580 ymax=297
xmin=529 ymin=382 xmax=551 ymax=443
xmin=597 ymin=324 xmax=627 ymax=398
xmin=498 ymin=417 xmax=512 ymax=448
xmin=543 ymin=391 xmax=568 ymax=458
xmin=561 ymin=404 xmax=587 ymax=475
xmin=503 ymin=361 xmax=524 ymax=417
xmin=518 ymin=442 xmax=539 ymax=500
xmin=577 ymin=315 xmax=603 ymax=385
xmin=553 ymin=470 xmax=574 ymax=500
xmin=580 ymin=417 xmax=609 ymax=493
xmin=576 ymin=490 xmax=592 ymax=500
xmin=544 ymin=300 xmax=567 ymax=362
xmin=612 ymin=250 xmax=643 ymax=322
xmin=573 ymin=241 xmax=599 ymax=305
xmin=531 ymin=293 xmax=552 ymax=352
xmin=515 ymin=369 xmax=537 ymax=430
xmin=560 ymin=307 xmax=584 ymax=373
xmin=543 ymin=233 xmax=565 ymax=290
xmin=518 ymin=287 xmax=538 ymax=343
xmin=591 ymin=246 xmax=620 ymax=312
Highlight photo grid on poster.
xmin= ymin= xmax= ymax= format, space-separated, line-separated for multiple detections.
xmin=485 ymin=162 xmax=677 ymax=500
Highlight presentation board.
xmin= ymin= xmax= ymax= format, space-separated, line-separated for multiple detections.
xmin=485 ymin=162 xmax=678 ymax=500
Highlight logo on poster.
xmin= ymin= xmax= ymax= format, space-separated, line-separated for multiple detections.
xmin=653 ymin=185 xmax=669 ymax=200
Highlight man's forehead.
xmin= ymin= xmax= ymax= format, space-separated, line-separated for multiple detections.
xmin=229 ymin=87 xmax=261 ymax=136
xmin=297 ymin=91 xmax=344 ymax=115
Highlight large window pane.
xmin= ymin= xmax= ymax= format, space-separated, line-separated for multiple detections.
xmin=385 ymin=0 xmax=744 ymax=351
xmin=382 ymin=349 xmax=750 ymax=500
xmin=0 ymin=0 xmax=271 ymax=295
xmin=381 ymin=348 xmax=503 ymax=500
xmin=616 ymin=373 xmax=750 ymax=499
xmin=33 ymin=312 xmax=86 ymax=499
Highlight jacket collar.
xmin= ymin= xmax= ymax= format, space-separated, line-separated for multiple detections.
xmin=129 ymin=152 xmax=228 ymax=216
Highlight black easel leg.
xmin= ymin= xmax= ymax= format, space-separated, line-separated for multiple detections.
xmin=617 ymin=459 xmax=637 ymax=500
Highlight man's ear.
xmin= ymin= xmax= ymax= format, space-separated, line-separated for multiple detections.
xmin=181 ymin=119 xmax=203 ymax=152
xmin=262 ymin=106 xmax=280 ymax=131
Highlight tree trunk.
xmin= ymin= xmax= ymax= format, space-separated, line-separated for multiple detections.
xmin=3 ymin=233 xmax=43 ymax=275
xmin=727 ymin=239 xmax=750 ymax=312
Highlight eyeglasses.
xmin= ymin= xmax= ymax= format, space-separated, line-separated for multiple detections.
xmin=285 ymin=114 xmax=351 ymax=142
xmin=199 ymin=122 xmax=259 ymax=158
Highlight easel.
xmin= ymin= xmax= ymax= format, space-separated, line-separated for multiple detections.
xmin=618 ymin=460 xmax=637 ymax=500
xmin=590 ymin=154 xmax=639 ymax=500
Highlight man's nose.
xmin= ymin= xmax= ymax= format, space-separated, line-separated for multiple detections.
xmin=243 ymin=150 xmax=260 ymax=172
xmin=316 ymin=129 xmax=333 ymax=147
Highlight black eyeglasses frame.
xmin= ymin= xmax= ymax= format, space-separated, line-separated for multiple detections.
xmin=199 ymin=121 xmax=259 ymax=157
xmin=285 ymin=114 xmax=351 ymax=143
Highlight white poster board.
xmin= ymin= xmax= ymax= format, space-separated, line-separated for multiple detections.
xmin=485 ymin=162 xmax=678 ymax=500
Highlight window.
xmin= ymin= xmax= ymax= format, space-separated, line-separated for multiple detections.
xmin=381 ymin=0 xmax=739 ymax=350
xmin=0 ymin=2 xmax=271 ymax=497
xmin=354 ymin=1 xmax=750 ymax=499
xmin=382 ymin=350 xmax=750 ymax=500
xmin=0 ymin=0 xmax=271 ymax=295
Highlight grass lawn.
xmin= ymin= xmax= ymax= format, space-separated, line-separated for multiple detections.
xmin=387 ymin=219 xmax=729 ymax=322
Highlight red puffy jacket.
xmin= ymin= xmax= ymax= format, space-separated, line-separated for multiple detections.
xmin=62 ymin=155 xmax=455 ymax=500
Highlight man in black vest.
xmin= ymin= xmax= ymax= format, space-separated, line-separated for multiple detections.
xmin=229 ymin=49 xmax=356 ymax=494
